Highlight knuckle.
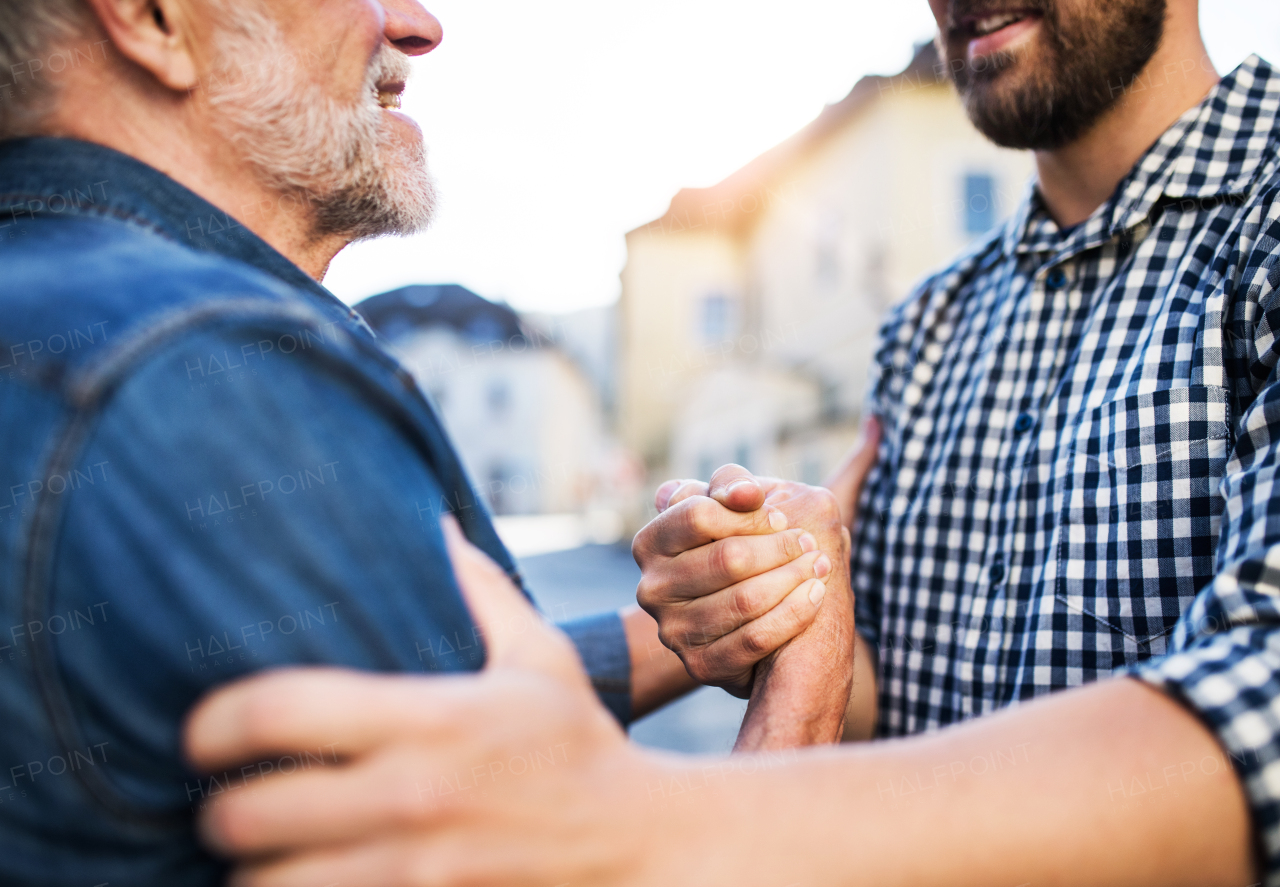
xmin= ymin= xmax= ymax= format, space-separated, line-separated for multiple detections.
xmin=707 ymin=541 xmax=731 ymax=585
xmin=779 ymin=529 xmax=803 ymax=560
xmin=813 ymin=487 xmax=841 ymax=523
xmin=730 ymin=584 xmax=763 ymax=622
xmin=684 ymin=649 xmax=711 ymax=682
xmin=631 ymin=532 xmax=649 ymax=564
xmin=715 ymin=537 xmax=751 ymax=580
xmin=684 ymin=497 xmax=717 ymax=538
xmin=635 ymin=575 xmax=660 ymax=607
xmin=738 ymin=624 xmax=771 ymax=658
xmin=656 ymin=625 xmax=678 ymax=652
xmin=689 ymin=646 xmax=730 ymax=684
xmin=633 ymin=509 xmax=676 ymax=562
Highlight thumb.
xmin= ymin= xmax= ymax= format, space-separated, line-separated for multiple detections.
xmin=441 ymin=516 xmax=591 ymax=690
xmin=707 ymin=463 xmax=767 ymax=513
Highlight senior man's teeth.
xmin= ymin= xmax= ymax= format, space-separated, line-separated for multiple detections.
xmin=377 ymin=90 xmax=402 ymax=110
xmin=973 ymin=12 xmax=1024 ymax=36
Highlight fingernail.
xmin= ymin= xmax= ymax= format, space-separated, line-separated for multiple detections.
xmin=727 ymin=479 xmax=755 ymax=493
xmin=768 ymin=510 xmax=788 ymax=531
xmin=798 ymin=532 xmax=817 ymax=552
xmin=808 ymin=579 xmax=827 ymax=606
xmin=814 ymin=553 xmax=831 ymax=578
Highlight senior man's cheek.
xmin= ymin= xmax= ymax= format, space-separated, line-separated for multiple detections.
xmin=281 ymin=0 xmax=388 ymax=100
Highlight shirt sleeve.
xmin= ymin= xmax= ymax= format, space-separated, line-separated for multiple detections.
xmin=851 ymin=298 xmax=917 ymax=667
xmin=558 ymin=613 xmax=631 ymax=725
xmin=851 ymin=448 xmax=889 ymax=660
xmin=1128 ymin=256 xmax=1280 ymax=882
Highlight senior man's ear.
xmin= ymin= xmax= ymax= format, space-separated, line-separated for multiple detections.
xmin=83 ymin=0 xmax=199 ymax=91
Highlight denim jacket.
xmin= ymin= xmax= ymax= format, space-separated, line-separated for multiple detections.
xmin=0 ymin=137 xmax=630 ymax=886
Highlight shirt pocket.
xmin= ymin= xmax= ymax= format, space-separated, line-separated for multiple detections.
xmin=1057 ymin=385 xmax=1230 ymax=660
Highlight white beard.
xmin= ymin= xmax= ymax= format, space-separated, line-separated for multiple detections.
xmin=202 ymin=7 xmax=436 ymax=242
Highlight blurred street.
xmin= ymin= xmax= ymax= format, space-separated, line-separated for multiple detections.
xmin=519 ymin=544 xmax=748 ymax=754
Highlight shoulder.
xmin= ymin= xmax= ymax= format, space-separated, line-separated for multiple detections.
xmin=2 ymin=213 xmax=310 ymax=361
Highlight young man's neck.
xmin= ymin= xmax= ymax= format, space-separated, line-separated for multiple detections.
xmin=1035 ymin=17 xmax=1219 ymax=228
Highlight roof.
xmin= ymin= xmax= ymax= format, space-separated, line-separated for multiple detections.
xmin=355 ymin=284 xmax=526 ymax=344
xmin=632 ymin=42 xmax=947 ymax=239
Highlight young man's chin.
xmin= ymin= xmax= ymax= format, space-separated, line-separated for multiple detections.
xmin=963 ymin=39 xmax=1056 ymax=111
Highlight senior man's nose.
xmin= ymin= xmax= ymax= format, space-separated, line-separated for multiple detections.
xmin=382 ymin=0 xmax=442 ymax=55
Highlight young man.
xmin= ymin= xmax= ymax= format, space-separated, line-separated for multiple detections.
xmin=0 ymin=1 xmax=852 ymax=883
xmin=187 ymin=0 xmax=1280 ymax=884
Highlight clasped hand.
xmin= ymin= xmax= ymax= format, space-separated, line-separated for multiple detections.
xmin=632 ymin=418 xmax=880 ymax=747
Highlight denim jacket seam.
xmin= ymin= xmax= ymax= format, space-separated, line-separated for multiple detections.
xmin=0 ymin=192 xmax=176 ymax=243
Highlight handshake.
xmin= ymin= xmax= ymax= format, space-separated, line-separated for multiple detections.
xmin=182 ymin=422 xmax=881 ymax=884
xmin=633 ymin=421 xmax=880 ymax=748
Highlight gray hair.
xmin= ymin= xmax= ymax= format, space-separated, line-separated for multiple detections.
xmin=0 ymin=0 xmax=89 ymax=136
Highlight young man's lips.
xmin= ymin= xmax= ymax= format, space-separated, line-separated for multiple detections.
xmin=957 ymin=12 xmax=1041 ymax=62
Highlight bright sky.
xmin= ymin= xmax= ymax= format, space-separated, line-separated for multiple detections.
xmin=323 ymin=0 xmax=1280 ymax=312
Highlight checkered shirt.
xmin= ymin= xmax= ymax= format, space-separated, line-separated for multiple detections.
xmin=851 ymin=55 xmax=1280 ymax=877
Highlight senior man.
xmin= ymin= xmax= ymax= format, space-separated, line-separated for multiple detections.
xmin=186 ymin=0 xmax=1280 ymax=883
xmin=0 ymin=1 xmax=857 ymax=884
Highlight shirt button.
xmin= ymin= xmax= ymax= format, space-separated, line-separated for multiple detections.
xmin=1046 ymin=267 xmax=1069 ymax=290
xmin=1013 ymin=412 xmax=1035 ymax=435
xmin=988 ymin=557 xmax=1006 ymax=585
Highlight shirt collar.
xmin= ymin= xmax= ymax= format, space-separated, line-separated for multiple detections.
xmin=1002 ymin=54 xmax=1280 ymax=259
xmin=0 ymin=136 xmax=363 ymax=324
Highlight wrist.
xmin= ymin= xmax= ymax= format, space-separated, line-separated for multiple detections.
xmin=735 ymin=653 xmax=851 ymax=750
xmin=733 ymin=582 xmax=856 ymax=751
xmin=623 ymin=606 xmax=699 ymax=718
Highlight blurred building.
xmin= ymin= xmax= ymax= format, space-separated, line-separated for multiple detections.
xmin=618 ymin=44 xmax=1035 ymax=485
xmin=358 ymin=285 xmax=638 ymax=538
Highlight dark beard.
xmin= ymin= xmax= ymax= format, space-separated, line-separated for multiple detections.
xmin=938 ymin=0 xmax=1167 ymax=150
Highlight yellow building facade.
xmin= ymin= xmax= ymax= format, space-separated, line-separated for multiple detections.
xmin=619 ymin=45 xmax=1035 ymax=487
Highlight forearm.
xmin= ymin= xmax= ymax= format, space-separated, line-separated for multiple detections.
xmin=658 ymin=677 xmax=1254 ymax=886
xmin=841 ymin=630 xmax=878 ymax=741
xmin=623 ymin=605 xmax=698 ymax=719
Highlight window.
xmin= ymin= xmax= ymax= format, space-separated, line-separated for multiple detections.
xmin=964 ymin=172 xmax=997 ymax=234
xmin=698 ymin=293 xmax=734 ymax=345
